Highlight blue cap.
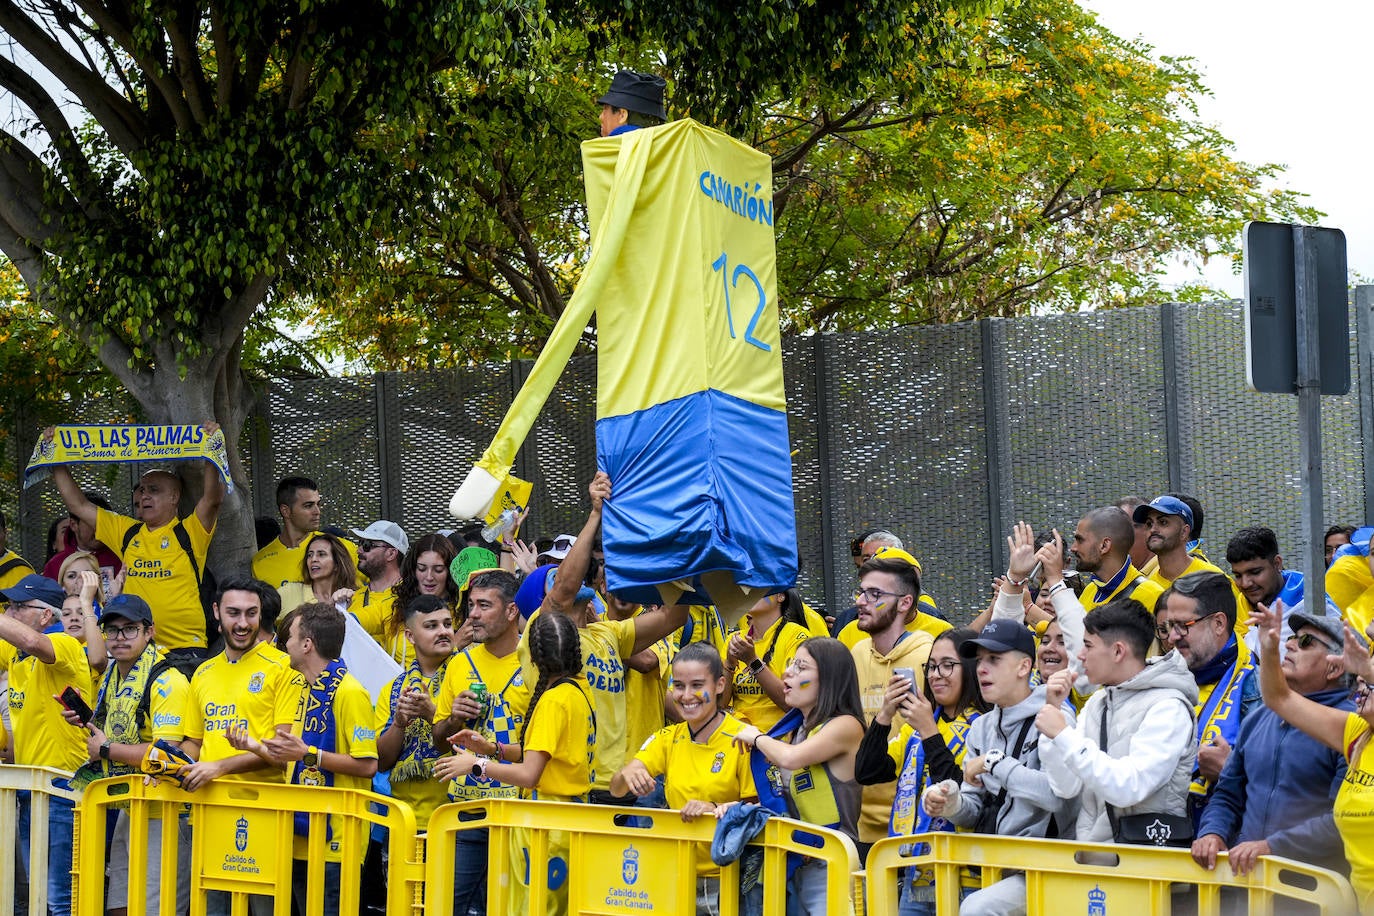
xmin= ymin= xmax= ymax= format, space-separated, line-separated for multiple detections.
xmin=0 ymin=574 xmax=66 ymax=610
xmin=514 ymin=565 xmax=558 ymax=619
xmin=99 ymin=593 xmax=154 ymax=626
xmin=1132 ymin=496 xmax=1194 ymax=530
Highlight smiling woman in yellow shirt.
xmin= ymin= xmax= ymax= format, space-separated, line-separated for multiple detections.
xmin=612 ymin=642 xmax=757 ymax=915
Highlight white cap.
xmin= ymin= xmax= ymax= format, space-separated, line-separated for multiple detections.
xmin=541 ymin=534 xmax=577 ymax=561
xmin=350 ymin=520 xmax=409 ymax=554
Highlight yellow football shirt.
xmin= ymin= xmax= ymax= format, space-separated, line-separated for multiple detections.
xmin=376 ymin=663 xmax=453 ymax=828
xmin=522 ymin=678 xmax=594 ymax=798
xmin=349 ymin=587 xmax=398 ymax=647
xmin=436 ymin=645 xmax=528 ymax=802
xmin=96 ymin=508 xmax=213 ymax=650
xmin=0 ymin=550 xmax=35 ymax=590
xmin=253 ymin=532 xmax=363 ymax=589
xmin=519 ymin=613 xmax=636 ymax=792
xmin=1338 ymin=713 xmax=1374 ymax=912
xmin=293 ymin=671 xmax=378 ymax=860
xmin=634 ymin=713 xmax=756 ymax=876
xmin=185 ymin=642 xmax=305 ymax=780
xmin=6 ymin=632 xmax=92 ymax=771
xmin=729 ymin=615 xmax=808 ymax=731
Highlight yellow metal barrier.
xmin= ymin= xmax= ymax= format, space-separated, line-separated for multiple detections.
xmin=866 ymin=832 xmax=1359 ymax=915
xmin=425 ymin=800 xmax=860 ymax=915
xmin=0 ymin=765 xmax=82 ymax=916
xmin=76 ymin=776 xmax=423 ymax=916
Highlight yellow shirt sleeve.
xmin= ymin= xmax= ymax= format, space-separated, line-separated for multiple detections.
xmin=274 ymin=668 xmax=307 ymax=734
xmin=148 ymin=668 xmax=191 ymax=741
xmin=1344 ymin=711 xmax=1372 ymax=762
xmin=337 ymin=677 xmax=379 ymax=761
xmin=523 ymin=681 xmax=594 ymax=797
xmin=634 ymin=724 xmax=674 ymax=773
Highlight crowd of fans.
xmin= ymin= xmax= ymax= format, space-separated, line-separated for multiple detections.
xmin=3 ymin=442 xmax=1374 ymax=916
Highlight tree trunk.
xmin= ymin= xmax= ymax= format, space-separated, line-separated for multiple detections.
xmin=117 ymin=337 xmax=260 ymax=579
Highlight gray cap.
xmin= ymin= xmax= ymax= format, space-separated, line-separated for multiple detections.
xmin=1289 ymin=612 xmax=1366 ymax=651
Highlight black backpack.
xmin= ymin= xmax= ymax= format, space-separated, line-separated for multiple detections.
xmin=120 ymin=519 xmax=219 ymax=650
xmin=0 ymin=553 xmax=34 ymax=580
xmin=92 ymin=656 xmax=183 ymax=733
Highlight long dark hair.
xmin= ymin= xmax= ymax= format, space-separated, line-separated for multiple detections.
xmin=518 ymin=612 xmax=584 ymax=746
xmin=759 ymin=588 xmax=808 ymax=668
xmin=927 ymin=627 xmax=990 ymax=716
xmin=391 ymin=534 xmax=459 ymax=634
xmin=796 ymin=637 xmax=865 ymax=731
xmin=300 ymin=533 xmax=357 ymax=597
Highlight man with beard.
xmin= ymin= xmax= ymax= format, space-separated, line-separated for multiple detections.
xmin=432 ymin=569 xmax=527 ymax=916
xmin=181 ymin=577 xmax=306 ymax=916
xmin=1069 ymin=507 xmax=1164 ymax=614
xmin=376 ymin=595 xmax=455 ymax=828
xmin=181 ymin=578 xmax=306 ymax=789
xmin=1137 ymin=495 xmax=1249 ymax=635
xmin=344 ymin=520 xmax=409 ymax=645
xmin=1153 ymin=572 xmax=1260 ymax=826
xmin=849 ymin=554 xmax=935 ymax=860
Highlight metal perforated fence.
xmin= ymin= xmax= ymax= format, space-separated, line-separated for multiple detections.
xmin=13 ymin=298 xmax=1373 ymax=622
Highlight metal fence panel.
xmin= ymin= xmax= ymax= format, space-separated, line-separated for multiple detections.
xmin=387 ymin=367 xmax=513 ymax=536
xmin=1172 ymin=301 xmax=1366 ymax=566
xmin=780 ymin=337 xmax=828 ymax=614
xmin=516 ymin=354 xmax=601 ymax=546
xmin=993 ymin=306 xmax=1172 ymax=562
xmin=259 ymin=376 xmax=385 ymax=536
xmin=819 ymin=322 xmax=993 ymax=619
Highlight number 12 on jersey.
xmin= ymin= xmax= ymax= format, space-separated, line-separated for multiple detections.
xmin=711 ymin=253 xmax=772 ymax=352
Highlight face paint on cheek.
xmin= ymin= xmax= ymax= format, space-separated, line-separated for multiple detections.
xmin=693 ymin=690 xmax=710 ymax=703
xmin=798 ymin=679 xmax=813 ymax=689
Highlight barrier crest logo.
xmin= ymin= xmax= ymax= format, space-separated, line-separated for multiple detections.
xmin=1145 ymin=818 xmax=1171 ymax=845
xmin=1088 ymin=884 xmax=1106 ymax=915
xmin=235 ymin=815 xmax=249 ymax=852
xmin=622 ymin=844 xmax=640 ymax=885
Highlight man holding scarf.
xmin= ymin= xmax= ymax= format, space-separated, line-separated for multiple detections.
xmin=268 ymin=602 xmax=378 ymax=916
xmin=1154 ymin=571 xmax=1260 ymax=826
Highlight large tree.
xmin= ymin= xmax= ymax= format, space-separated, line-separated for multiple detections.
xmin=0 ymin=0 xmax=944 ymax=566
xmin=299 ymin=0 xmax=1317 ymax=370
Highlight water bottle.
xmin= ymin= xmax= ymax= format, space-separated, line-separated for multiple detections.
xmin=481 ymin=507 xmax=519 ymax=544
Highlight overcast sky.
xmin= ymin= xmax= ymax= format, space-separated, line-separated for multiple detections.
xmin=1084 ymin=0 xmax=1373 ymax=296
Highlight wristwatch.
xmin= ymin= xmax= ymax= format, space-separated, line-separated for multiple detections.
xmin=303 ymin=746 xmax=320 ymax=767
xmin=99 ymin=740 xmax=112 ymax=761
xmin=747 ymin=658 xmax=765 ymax=676
xmin=471 ymin=757 xmax=490 ymax=779
xmin=984 ymin=749 xmax=1005 ymax=774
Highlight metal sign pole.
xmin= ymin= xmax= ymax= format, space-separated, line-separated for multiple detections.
xmin=1294 ymin=225 xmax=1325 ymax=591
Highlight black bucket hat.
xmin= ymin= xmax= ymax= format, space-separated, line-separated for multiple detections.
xmin=596 ymin=70 xmax=667 ymax=120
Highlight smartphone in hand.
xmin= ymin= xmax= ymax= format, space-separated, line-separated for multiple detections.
xmin=57 ymin=685 xmax=94 ymax=726
xmin=893 ymin=667 xmax=917 ymax=696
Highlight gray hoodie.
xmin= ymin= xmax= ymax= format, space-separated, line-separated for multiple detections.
xmin=949 ymin=684 xmax=1078 ymax=840
xmin=1041 ymin=650 xmax=1199 ymax=843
